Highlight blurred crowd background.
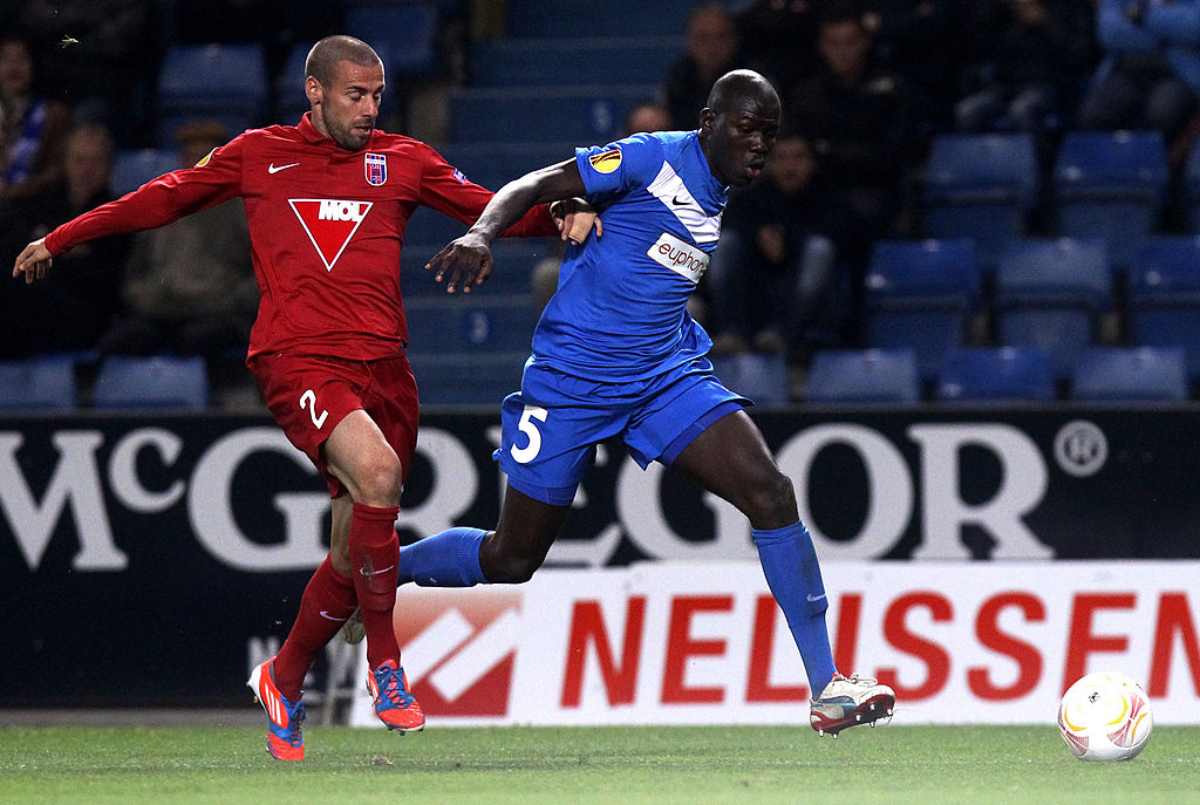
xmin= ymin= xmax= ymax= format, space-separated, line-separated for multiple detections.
xmin=3 ymin=0 xmax=1200 ymax=408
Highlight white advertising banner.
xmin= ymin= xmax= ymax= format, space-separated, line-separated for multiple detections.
xmin=350 ymin=562 xmax=1200 ymax=727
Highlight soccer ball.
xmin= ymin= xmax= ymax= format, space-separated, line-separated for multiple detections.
xmin=1057 ymin=671 xmax=1153 ymax=761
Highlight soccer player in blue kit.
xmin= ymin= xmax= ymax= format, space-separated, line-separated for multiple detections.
xmin=409 ymin=70 xmax=895 ymax=735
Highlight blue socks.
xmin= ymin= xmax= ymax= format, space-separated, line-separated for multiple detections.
xmin=752 ymin=522 xmax=836 ymax=696
xmin=398 ymin=527 xmax=488 ymax=587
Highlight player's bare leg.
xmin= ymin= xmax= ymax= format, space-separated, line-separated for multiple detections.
xmin=672 ymin=409 xmax=894 ymax=736
xmin=324 ymin=410 xmax=424 ymax=731
xmin=479 ymin=487 xmax=571 ymax=582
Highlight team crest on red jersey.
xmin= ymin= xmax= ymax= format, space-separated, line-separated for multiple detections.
xmin=288 ymin=198 xmax=373 ymax=271
xmin=364 ymin=152 xmax=387 ymax=186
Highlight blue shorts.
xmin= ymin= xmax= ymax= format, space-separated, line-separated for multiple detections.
xmin=493 ymin=356 xmax=748 ymax=505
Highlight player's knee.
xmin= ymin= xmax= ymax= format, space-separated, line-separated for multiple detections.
xmin=740 ymin=471 xmax=797 ymax=525
xmin=329 ymin=544 xmax=352 ymax=577
xmin=353 ymin=457 xmax=403 ymax=506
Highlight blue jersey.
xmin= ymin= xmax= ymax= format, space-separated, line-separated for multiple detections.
xmin=531 ymin=131 xmax=728 ymax=382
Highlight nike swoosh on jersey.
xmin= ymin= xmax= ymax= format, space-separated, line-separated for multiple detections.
xmin=806 ymin=593 xmax=827 ymax=602
xmin=268 ymin=162 xmax=301 ymax=174
xmin=318 ymin=610 xmax=349 ymax=621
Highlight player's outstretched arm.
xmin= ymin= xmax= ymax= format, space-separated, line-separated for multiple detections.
xmin=12 ymin=238 xmax=53 ymax=284
xmin=426 ymin=159 xmax=588 ymax=294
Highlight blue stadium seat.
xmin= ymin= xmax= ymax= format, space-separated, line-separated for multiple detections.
xmin=158 ymin=44 xmax=267 ymax=144
xmin=0 ymin=356 xmax=76 ymax=409
xmin=346 ymin=4 xmax=438 ymax=75
xmin=112 ymin=149 xmax=179 ymax=196
xmin=936 ymin=347 xmax=1054 ymax=402
xmin=449 ymin=87 xmax=658 ymax=144
xmin=995 ymin=239 xmax=1112 ymax=378
xmin=471 ymin=37 xmax=682 ymax=88
xmin=924 ymin=134 xmax=1037 ymax=266
xmin=507 ymin=0 xmax=697 ymax=37
xmin=93 ymin=356 xmax=209 ymax=409
xmin=405 ymin=296 xmax=538 ymax=353
xmin=402 ymin=242 xmax=550 ymax=297
xmin=1053 ymin=131 xmax=1168 ymax=267
xmin=711 ymin=354 xmax=789 ymax=406
xmin=1127 ymin=237 xmax=1200 ymax=381
xmin=864 ymin=239 xmax=980 ymax=380
xmin=806 ymin=349 xmax=919 ymax=403
xmin=1071 ymin=347 xmax=1187 ymax=401
xmin=407 ymin=352 xmax=526 ymax=405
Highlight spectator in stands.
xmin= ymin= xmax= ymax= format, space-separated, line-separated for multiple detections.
xmin=956 ymin=0 xmax=1092 ymax=133
xmin=98 ymin=121 xmax=255 ymax=360
xmin=708 ymin=133 xmax=844 ymax=362
xmin=861 ymin=1 xmax=968 ymax=127
xmin=1078 ymin=0 xmax=1200 ymax=144
xmin=790 ymin=6 xmax=916 ymax=257
xmin=1 ymin=124 xmax=127 ymax=357
xmin=0 ymin=34 xmax=70 ymax=203
xmin=663 ymin=4 xmax=741 ymax=130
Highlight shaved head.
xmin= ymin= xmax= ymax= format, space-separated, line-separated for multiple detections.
xmin=705 ymin=69 xmax=779 ymax=115
xmin=305 ymin=35 xmax=383 ymax=87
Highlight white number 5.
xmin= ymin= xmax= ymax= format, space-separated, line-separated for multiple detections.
xmin=510 ymin=405 xmax=548 ymax=464
xmin=300 ymin=388 xmax=329 ymax=429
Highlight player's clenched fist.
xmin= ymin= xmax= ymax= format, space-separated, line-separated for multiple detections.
xmin=426 ymin=233 xmax=492 ymax=294
xmin=12 ymin=237 xmax=53 ymax=284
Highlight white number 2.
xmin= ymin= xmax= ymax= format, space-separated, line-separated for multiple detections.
xmin=509 ymin=405 xmax=548 ymax=464
xmin=299 ymin=388 xmax=329 ymax=430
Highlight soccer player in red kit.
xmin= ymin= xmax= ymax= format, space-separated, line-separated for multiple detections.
xmin=12 ymin=35 xmax=591 ymax=761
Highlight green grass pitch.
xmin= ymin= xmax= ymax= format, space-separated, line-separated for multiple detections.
xmin=2 ymin=725 xmax=1198 ymax=804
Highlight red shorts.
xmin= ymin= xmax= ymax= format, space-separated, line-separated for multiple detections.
xmin=248 ymin=353 xmax=419 ymax=498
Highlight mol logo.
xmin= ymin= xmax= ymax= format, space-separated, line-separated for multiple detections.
xmin=288 ymin=198 xmax=374 ymax=271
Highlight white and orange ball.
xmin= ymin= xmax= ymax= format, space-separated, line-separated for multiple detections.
xmin=1058 ymin=671 xmax=1153 ymax=762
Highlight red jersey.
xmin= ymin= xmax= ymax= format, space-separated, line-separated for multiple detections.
xmin=45 ymin=113 xmax=557 ymax=360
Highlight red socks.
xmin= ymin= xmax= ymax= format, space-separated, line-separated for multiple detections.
xmin=348 ymin=502 xmax=402 ymax=669
xmin=273 ymin=556 xmax=357 ymax=700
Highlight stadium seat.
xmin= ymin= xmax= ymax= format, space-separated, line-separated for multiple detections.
xmin=0 ymin=356 xmax=76 ymax=409
xmin=923 ymin=134 xmax=1037 ymax=266
xmin=112 ymin=149 xmax=179 ymax=196
xmin=157 ymin=44 xmax=267 ymax=144
xmin=92 ymin=356 xmax=209 ymax=409
xmin=346 ymin=4 xmax=438 ymax=75
xmin=407 ymin=351 xmax=526 ymax=405
xmin=404 ymin=296 xmax=538 ymax=353
xmin=1053 ymin=131 xmax=1168 ymax=267
xmin=507 ymin=0 xmax=698 ymax=37
xmin=1127 ymin=237 xmax=1200 ymax=381
xmin=449 ymin=86 xmax=658 ymax=144
xmin=470 ymin=37 xmax=682 ymax=88
xmin=806 ymin=349 xmax=919 ymax=403
xmin=863 ymin=239 xmax=980 ymax=380
xmin=995 ymin=239 xmax=1111 ymax=378
xmin=711 ymin=353 xmax=789 ymax=406
xmin=402 ymin=242 xmax=549 ymax=297
xmin=936 ymin=347 xmax=1054 ymax=402
xmin=1071 ymin=347 xmax=1187 ymax=401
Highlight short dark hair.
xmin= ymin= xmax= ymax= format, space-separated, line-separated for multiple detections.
xmin=304 ymin=35 xmax=383 ymax=87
